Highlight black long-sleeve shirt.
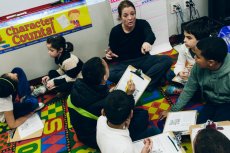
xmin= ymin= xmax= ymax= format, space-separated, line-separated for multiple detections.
xmin=109 ymin=19 xmax=156 ymax=62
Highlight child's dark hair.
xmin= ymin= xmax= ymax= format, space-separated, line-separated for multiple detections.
xmin=194 ymin=128 xmax=230 ymax=153
xmin=197 ymin=37 xmax=228 ymax=63
xmin=118 ymin=0 xmax=135 ymax=20
xmin=46 ymin=35 xmax=73 ymax=52
xmin=104 ymin=90 xmax=133 ymax=125
xmin=183 ymin=20 xmax=210 ymax=40
xmin=82 ymin=57 xmax=105 ymax=85
xmin=0 ymin=74 xmax=17 ymax=97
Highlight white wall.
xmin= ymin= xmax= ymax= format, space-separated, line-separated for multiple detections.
xmin=0 ymin=0 xmax=57 ymax=16
xmin=0 ymin=0 xmax=208 ymax=80
xmin=0 ymin=1 xmax=114 ymax=80
xmin=167 ymin=0 xmax=208 ymax=35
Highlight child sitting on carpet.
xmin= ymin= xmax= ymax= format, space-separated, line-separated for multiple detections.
xmin=161 ymin=37 xmax=230 ymax=124
xmin=0 ymin=67 xmax=44 ymax=128
xmin=68 ymin=57 xmax=160 ymax=148
xmin=97 ymin=90 xmax=153 ymax=153
xmin=32 ymin=35 xmax=83 ymax=98
xmin=166 ymin=19 xmax=210 ymax=95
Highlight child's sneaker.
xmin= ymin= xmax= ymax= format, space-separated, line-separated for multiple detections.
xmin=31 ymin=85 xmax=47 ymax=97
xmin=34 ymin=103 xmax=45 ymax=112
xmin=165 ymin=85 xmax=183 ymax=95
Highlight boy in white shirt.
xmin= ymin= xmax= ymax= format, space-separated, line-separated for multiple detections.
xmin=97 ymin=90 xmax=152 ymax=153
xmin=166 ymin=19 xmax=210 ymax=95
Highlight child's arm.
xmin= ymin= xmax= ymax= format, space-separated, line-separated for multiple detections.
xmin=174 ymin=45 xmax=188 ymax=76
xmin=4 ymin=111 xmax=32 ymax=129
xmin=141 ymin=138 xmax=153 ymax=153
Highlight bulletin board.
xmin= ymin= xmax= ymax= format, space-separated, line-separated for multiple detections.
xmin=0 ymin=0 xmax=92 ymax=54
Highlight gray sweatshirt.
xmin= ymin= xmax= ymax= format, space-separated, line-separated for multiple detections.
xmin=171 ymin=53 xmax=230 ymax=111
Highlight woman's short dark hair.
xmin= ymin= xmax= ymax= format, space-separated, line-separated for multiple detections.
xmin=46 ymin=35 xmax=73 ymax=52
xmin=194 ymin=128 xmax=230 ymax=153
xmin=118 ymin=0 xmax=135 ymax=20
xmin=82 ymin=57 xmax=105 ymax=85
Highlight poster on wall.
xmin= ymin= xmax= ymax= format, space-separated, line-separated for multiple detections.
xmin=108 ymin=0 xmax=172 ymax=54
xmin=0 ymin=1 xmax=92 ymax=54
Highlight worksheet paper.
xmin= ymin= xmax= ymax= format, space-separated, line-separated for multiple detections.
xmin=164 ymin=111 xmax=197 ymax=134
xmin=133 ymin=132 xmax=182 ymax=153
xmin=18 ymin=113 xmax=44 ymax=139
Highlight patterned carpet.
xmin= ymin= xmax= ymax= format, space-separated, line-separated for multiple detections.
xmin=0 ymin=50 xmax=203 ymax=153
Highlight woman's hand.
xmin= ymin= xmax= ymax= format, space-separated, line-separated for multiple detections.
xmin=141 ymin=138 xmax=153 ymax=153
xmin=141 ymin=42 xmax=152 ymax=54
xmin=42 ymin=76 xmax=50 ymax=85
xmin=105 ymin=48 xmax=119 ymax=60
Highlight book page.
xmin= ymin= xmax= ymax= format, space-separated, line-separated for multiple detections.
xmin=18 ymin=113 xmax=44 ymax=139
xmin=133 ymin=132 xmax=183 ymax=153
xmin=164 ymin=111 xmax=197 ymax=134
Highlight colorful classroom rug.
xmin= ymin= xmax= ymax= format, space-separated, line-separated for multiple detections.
xmin=0 ymin=50 xmax=202 ymax=153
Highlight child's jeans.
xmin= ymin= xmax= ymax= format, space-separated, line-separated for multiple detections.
xmin=11 ymin=67 xmax=31 ymax=98
xmin=13 ymin=96 xmax=38 ymax=119
xmin=11 ymin=67 xmax=38 ymax=118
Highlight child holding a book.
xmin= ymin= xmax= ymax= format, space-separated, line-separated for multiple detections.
xmin=166 ymin=19 xmax=210 ymax=95
xmin=0 ymin=67 xmax=43 ymax=129
xmin=97 ymin=90 xmax=153 ymax=153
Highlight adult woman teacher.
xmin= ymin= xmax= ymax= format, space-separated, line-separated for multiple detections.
xmin=106 ymin=0 xmax=172 ymax=91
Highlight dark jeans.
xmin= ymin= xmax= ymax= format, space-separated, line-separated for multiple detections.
xmin=109 ymin=55 xmax=172 ymax=90
xmin=129 ymin=108 xmax=160 ymax=141
xmin=197 ymin=102 xmax=230 ymax=124
xmin=13 ymin=102 xmax=36 ymax=119
xmin=11 ymin=67 xmax=38 ymax=118
xmin=48 ymin=70 xmax=74 ymax=93
xmin=12 ymin=67 xmax=31 ymax=99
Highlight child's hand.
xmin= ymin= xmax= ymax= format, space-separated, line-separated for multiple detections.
xmin=125 ymin=80 xmax=135 ymax=95
xmin=159 ymin=110 xmax=169 ymax=120
xmin=141 ymin=138 xmax=153 ymax=153
xmin=179 ymin=70 xmax=189 ymax=80
xmin=46 ymin=80 xmax=55 ymax=90
xmin=42 ymin=76 xmax=50 ymax=85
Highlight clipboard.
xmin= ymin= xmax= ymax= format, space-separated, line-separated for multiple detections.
xmin=133 ymin=131 xmax=186 ymax=153
xmin=163 ymin=110 xmax=197 ymax=135
xmin=7 ymin=116 xmax=45 ymax=143
xmin=189 ymin=121 xmax=230 ymax=153
xmin=115 ymin=65 xmax=151 ymax=103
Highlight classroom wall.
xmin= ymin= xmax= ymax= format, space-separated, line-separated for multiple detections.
xmin=0 ymin=1 xmax=114 ymax=80
xmin=0 ymin=0 xmax=208 ymax=80
xmin=167 ymin=0 xmax=208 ymax=35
